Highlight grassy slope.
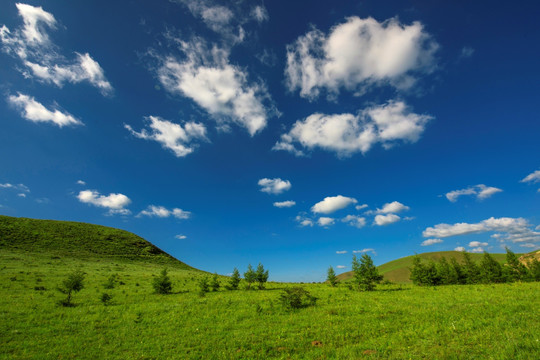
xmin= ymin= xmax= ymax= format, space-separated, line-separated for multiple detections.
xmin=0 ymin=215 xmax=192 ymax=269
xmin=337 ymin=251 xmax=512 ymax=283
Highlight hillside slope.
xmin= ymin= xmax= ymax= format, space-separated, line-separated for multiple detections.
xmin=337 ymin=251 xmax=512 ymax=284
xmin=0 ymin=215 xmax=193 ymax=269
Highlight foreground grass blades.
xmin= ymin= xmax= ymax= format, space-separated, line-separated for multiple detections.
xmin=1 ymin=249 xmax=539 ymax=359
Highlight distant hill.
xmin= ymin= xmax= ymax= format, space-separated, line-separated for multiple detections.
xmin=0 ymin=215 xmax=193 ymax=269
xmin=519 ymin=250 xmax=540 ymax=266
xmin=337 ymin=251 xmax=514 ymax=284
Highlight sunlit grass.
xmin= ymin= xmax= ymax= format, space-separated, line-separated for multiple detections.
xmin=1 ymin=249 xmax=538 ymax=359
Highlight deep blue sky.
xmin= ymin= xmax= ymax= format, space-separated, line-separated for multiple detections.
xmin=1 ymin=0 xmax=539 ymax=281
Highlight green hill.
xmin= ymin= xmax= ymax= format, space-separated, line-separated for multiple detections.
xmin=0 ymin=215 xmax=192 ymax=269
xmin=337 ymin=251 xmax=513 ymax=284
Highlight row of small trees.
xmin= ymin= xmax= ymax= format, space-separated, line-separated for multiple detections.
xmin=326 ymin=254 xmax=383 ymax=291
xmin=410 ymin=248 xmax=540 ymax=286
xmin=152 ymin=263 xmax=270 ymax=295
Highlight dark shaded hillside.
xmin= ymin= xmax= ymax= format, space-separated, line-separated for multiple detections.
xmin=0 ymin=215 xmax=193 ymax=269
xmin=337 ymin=251 xmax=514 ymax=284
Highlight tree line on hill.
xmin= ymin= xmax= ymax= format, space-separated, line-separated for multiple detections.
xmin=410 ymin=248 xmax=540 ymax=286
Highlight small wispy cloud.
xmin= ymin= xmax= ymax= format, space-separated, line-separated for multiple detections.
xmin=445 ymin=184 xmax=502 ymax=202
xmin=421 ymin=238 xmax=443 ymax=246
xmin=258 ymin=178 xmax=291 ymax=195
xmin=138 ymin=205 xmax=191 ymax=219
xmin=273 ymin=200 xmax=296 ymax=208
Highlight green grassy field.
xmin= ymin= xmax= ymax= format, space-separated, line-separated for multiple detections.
xmin=337 ymin=251 xmax=513 ymax=283
xmin=1 ymin=216 xmax=539 ymax=359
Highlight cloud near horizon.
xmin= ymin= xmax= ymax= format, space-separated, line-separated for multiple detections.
xmin=421 ymin=238 xmax=443 ymax=246
xmin=423 ymin=217 xmax=540 ymax=244
xmin=138 ymin=205 xmax=191 ymax=219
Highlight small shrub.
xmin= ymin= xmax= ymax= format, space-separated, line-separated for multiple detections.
xmin=34 ymin=286 xmax=46 ymax=291
xmin=198 ymin=276 xmax=210 ymax=297
xmin=210 ymin=273 xmax=220 ymax=292
xmin=152 ymin=268 xmax=172 ymax=294
xmin=57 ymin=269 xmax=85 ymax=307
xmin=104 ymin=274 xmax=117 ymax=289
xmin=100 ymin=292 xmax=113 ymax=305
xmin=278 ymin=287 xmax=318 ymax=310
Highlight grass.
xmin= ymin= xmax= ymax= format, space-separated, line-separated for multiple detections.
xmin=1 ymin=215 xmax=539 ymax=359
xmin=337 ymin=251 xmax=514 ymax=283
xmin=1 ymin=248 xmax=539 ymax=359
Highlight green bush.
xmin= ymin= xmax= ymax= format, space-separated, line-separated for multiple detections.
xmin=152 ymin=268 xmax=172 ymax=294
xmin=278 ymin=287 xmax=317 ymax=310
xmin=57 ymin=269 xmax=85 ymax=307
xmin=100 ymin=292 xmax=113 ymax=305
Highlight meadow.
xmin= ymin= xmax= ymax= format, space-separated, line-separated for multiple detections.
xmin=1 ymin=248 xmax=539 ymax=359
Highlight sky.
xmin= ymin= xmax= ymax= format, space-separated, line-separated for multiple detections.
xmin=0 ymin=0 xmax=539 ymax=282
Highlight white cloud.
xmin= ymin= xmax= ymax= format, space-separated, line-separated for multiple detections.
xmin=77 ymin=190 xmax=131 ymax=215
xmin=318 ymin=217 xmax=335 ymax=227
xmin=336 ymin=265 xmax=346 ymax=269
xmin=454 ymin=246 xmax=466 ymax=252
xmin=520 ymin=243 xmax=539 ymax=249
xmin=156 ymin=39 xmax=276 ymax=136
xmin=477 ymin=185 xmax=503 ymax=200
xmin=138 ymin=205 xmax=191 ymax=219
xmin=273 ymin=200 xmax=296 ymax=208
xmin=342 ymin=215 xmax=366 ymax=228
xmin=76 ymin=180 xmax=86 ymax=185
xmin=0 ymin=4 xmax=112 ymax=94
xmin=469 ymin=247 xmax=484 ymax=253
xmin=251 ymin=5 xmax=269 ymax=23
xmin=295 ymin=214 xmax=313 ymax=227
xmin=17 ymin=193 xmax=26 ymax=198
xmin=312 ymin=195 xmax=357 ymax=214
xmin=377 ymin=201 xmax=409 ymax=214
xmin=258 ymin=178 xmax=291 ymax=195
xmin=0 ymin=183 xmax=30 ymax=193
xmin=336 ymin=250 xmax=347 ymax=254
xmin=274 ymin=101 xmax=432 ymax=157
xmin=521 ymin=170 xmax=540 ymax=192
xmin=353 ymin=248 xmax=376 ymax=255
xmin=469 ymin=241 xmax=488 ymax=247
xmin=285 ymin=16 xmax=438 ymax=99
xmin=446 ymin=184 xmax=502 ymax=202
xmin=355 ymin=204 xmax=368 ymax=210
xmin=421 ymin=238 xmax=443 ymax=246
xmin=423 ymin=217 xmax=540 ymax=244
xmin=374 ymin=214 xmax=400 ymax=226
xmin=125 ymin=116 xmax=207 ymax=157
xmin=175 ymin=234 xmax=187 ymax=240
xmin=8 ymin=93 xmax=81 ymax=127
